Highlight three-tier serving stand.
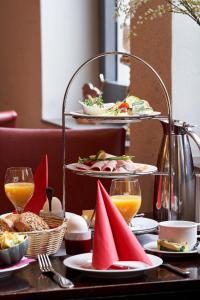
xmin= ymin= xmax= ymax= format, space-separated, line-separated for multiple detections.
xmin=61 ymin=51 xmax=174 ymax=221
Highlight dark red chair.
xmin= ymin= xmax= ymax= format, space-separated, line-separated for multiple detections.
xmin=0 ymin=110 xmax=17 ymax=127
xmin=0 ymin=127 xmax=125 ymax=214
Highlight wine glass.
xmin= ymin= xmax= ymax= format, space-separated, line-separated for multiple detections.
xmin=109 ymin=178 xmax=142 ymax=225
xmin=4 ymin=167 xmax=35 ymax=214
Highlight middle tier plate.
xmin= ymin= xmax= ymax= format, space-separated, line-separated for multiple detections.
xmin=66 ymin=163 xmax=157 ymax=178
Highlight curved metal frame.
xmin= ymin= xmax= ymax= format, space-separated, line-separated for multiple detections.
xmin=62 ymin=51 xmax=174 ymax=219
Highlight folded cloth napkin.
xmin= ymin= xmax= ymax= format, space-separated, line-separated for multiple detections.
xmin=0 ymin=258 xmax=35 ymax=270
xmin=24 ymin=154 xmax=48 ymax=215
xmin=92 ymin=180 xmax=152 ymax=270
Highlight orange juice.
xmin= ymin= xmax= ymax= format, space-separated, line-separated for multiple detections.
xmin=4 ymin=182 xmax=35 ymax=208
xmin=110 ymin=195 xmax=141 ymax=224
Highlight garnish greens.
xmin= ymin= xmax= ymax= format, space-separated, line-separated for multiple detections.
xmin=78 ymin=150 xmax=134 ymax=164
xmin=83 ymin=96 xmax=104 ymax=107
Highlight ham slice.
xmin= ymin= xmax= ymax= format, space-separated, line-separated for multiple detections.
xmin=75 ymin=157 xmax=150 ymax=173
xmin=131 ymin=163 xmax=149 ymax=172
xmin=90 ymin=160 xmax=107 ymax=171
xmin=116 ymin=160 xmax=138 ymax=172
xmin=102 ymin=160 xmax=117 ymax=172
xmin=75 ymin=163 xmax=91 ymax=170
xmin=115 ymin=166 xmax=128 ymax=173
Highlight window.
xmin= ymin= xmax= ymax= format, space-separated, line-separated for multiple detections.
xmin=40 ymin=0 xmax=99 ymax=126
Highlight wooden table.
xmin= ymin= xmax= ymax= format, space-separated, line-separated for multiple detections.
xmin=1 ymin=250 xmax=200 ymax=300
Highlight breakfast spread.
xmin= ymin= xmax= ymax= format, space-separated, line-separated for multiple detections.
xmin=0 ymin=212 xmax=49 ymax=232
xmin=76 ymin=150 xmax=150 ymax=173
xmin=80 ymin=95 xmax=156 ymax=116
xmin=157 ymin=239 xmax=189 ymax=252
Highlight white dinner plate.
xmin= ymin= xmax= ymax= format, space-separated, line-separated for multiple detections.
xmin=143 ymin=241 xmax=198 ymax=256
xmin=68 ymin=111 xmax=161 ymax=122
xmin=130 ymin=217 xmax=158 ymax=234
xmin=63 ymin=252 xmax=163 ymax=278
xmin=0 ymin=258 xmax=29 ymax=279
xmin=66 ymin=163 xmax=157 ymax=179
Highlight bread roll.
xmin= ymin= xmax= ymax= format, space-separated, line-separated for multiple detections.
xmin=14 ymin=212 xmax=49 ymax=232
xmin=5 ymin=213 xmax=19 ymax=225
xmin=0 ymin=218 xmax=15 ymax=232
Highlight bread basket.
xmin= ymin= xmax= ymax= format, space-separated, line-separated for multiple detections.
xmin=19 ymin=216 xmax=68 ymax=258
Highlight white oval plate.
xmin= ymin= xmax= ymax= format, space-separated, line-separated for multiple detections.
xmin=143 ymin=241 xmax=198 ymax=256
xmin=66 ymin=163 xmax=157 ymax=178
xmin=63 ymin=252 xmax=163 ymax=278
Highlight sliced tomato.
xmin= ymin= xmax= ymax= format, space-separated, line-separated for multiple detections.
xmin=118 ymin=102 xmax=129 ymax=109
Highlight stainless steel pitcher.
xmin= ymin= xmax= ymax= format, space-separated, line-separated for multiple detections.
xmin=154 ymin=119 xmax=200 ymax=221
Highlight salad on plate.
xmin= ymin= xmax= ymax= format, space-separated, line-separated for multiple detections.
xmin=79 ymin=95 xmax=156 ymax=116
xmin=79 ymin=97 xmax=114 ymax=115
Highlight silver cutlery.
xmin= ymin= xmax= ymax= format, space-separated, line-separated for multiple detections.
xmin=161 ymin=263 xmax=190 ymax=276
xmin=110 ymin=262 xmax=190 ymax=276
xmin=38 ymin=254 xmax=74 ymax=288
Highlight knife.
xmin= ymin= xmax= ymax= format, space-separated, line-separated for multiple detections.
xmin=161 ymin=263 xmax=190 ymax=276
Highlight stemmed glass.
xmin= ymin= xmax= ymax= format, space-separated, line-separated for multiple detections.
xmin=4 ymin=167 xmax=35 ymax=214
xmin=109 ymin=178 xmax=142 ymax=225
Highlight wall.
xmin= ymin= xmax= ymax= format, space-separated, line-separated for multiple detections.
xmin=129 ymin=0 xmax=172 ymax=214
xmin=0 ymin=0 xmax=53 ymax=128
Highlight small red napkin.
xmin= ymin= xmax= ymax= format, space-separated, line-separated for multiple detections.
xmin=92 ymin=180 xmax=152 ymax=270
xmin=24 ymin=155 xmax=48 ymax=215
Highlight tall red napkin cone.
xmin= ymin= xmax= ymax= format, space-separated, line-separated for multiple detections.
xmin=24 ymin=155 xmax=48 ymax=215
xmin=92 ymin=180 xmax=152 ymax=270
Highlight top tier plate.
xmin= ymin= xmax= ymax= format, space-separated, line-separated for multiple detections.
xmin=66 ymin=111 xmax=161 ymax=124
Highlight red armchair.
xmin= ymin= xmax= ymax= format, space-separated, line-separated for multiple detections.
xmin=0 ymin=110 xmax=17 ymax=127
xmin=0 ymin=127 xmax=125 ymax=214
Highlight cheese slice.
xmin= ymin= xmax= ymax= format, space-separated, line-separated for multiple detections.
xmin=157 ymin=239 xmax=189 ymax=252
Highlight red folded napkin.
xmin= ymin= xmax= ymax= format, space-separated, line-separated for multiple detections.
xmin=92 ymin=180 xmax=152 ymax=270
xmin=24 ymin=154 xmax=48 ymax=215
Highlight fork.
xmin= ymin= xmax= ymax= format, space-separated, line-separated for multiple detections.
xmin=38 ymin=254 xmax=74 ymax=288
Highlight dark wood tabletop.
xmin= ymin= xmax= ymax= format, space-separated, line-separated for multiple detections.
xmin=1 ymin=250 xmax=200 ymax=300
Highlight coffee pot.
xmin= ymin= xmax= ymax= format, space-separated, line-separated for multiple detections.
xmin=154 ymin=119 xmax=200 ymax=221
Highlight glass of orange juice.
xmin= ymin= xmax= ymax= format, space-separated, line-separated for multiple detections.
xmin=109 ymin=178 xmax=141 ymax=225
xmin=4 ymin=167 xmax=35 ymax=214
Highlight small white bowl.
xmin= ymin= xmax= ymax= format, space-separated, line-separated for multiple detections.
xmin=159 ymin=220 xmax=198 ymax=250
xmin=79 ymin=102 xmax=114 ymax=115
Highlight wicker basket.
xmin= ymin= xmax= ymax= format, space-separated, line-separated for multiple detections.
xmin=20 ymin=216 xmax=68 ymax=258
